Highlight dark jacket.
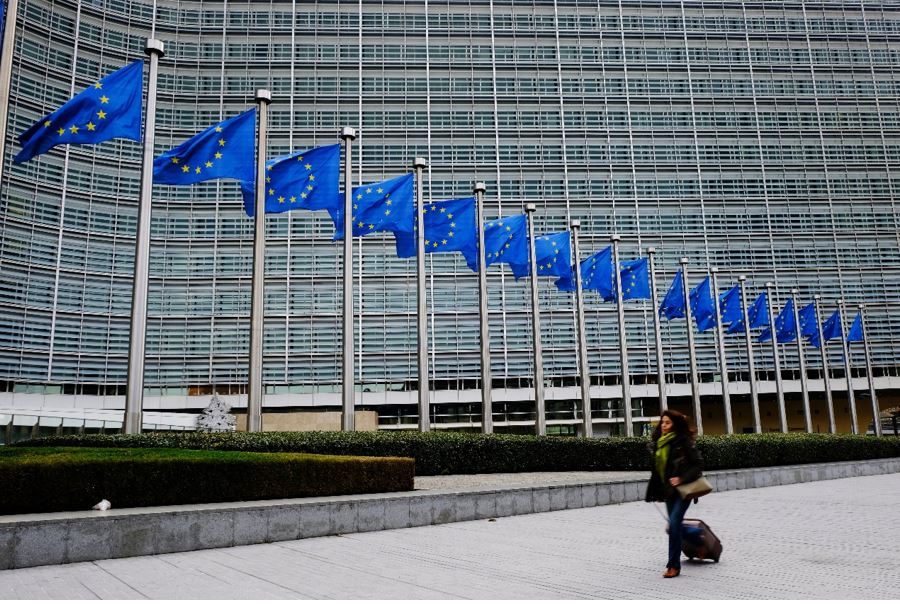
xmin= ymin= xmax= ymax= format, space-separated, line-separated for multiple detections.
xmin=644 ymin=434 xmax=704 ymax=502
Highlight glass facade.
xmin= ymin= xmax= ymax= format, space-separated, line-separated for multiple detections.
xmin=1 ymin=0 xmax=898 ymax=433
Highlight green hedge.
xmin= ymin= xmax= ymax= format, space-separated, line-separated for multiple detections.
xmin=15 ymin=431 xmax=900 ymax=476
xmin=0 ymin=446 xmax=414 ymax=515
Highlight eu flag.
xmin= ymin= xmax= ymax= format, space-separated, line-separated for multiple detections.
xmin=847 ymin=312 xmax=864 ymax=342
xmin=154 ymin=109 xmax=256 ymax=185
xmin=14 ymin=61 xmax=144 ymax=164
xmin=621 ymin=258 xmax=651 ymax=301
xmin=395 ymin=197 xmax=477 ymax=259
xmin=726 ymin=291 xmax=769 ymax=334
xmin=660 ymin=270 xmax=686 ymax=320
xmin=464 ymin=214 xmax=529 ymax=271
xmin=798 ymin=302 xmax=818 ymax=339
xmin=759 ymin=298 xmax=797 ymax=343
xmin=555 ymin=246 xmax=615 ymax=301
xmin=329 ymin=173 xmax=415 ymax=240
xmin=719 ymin=284 xmax=743 ymax=326
xmin=240 ymin=143 xmax=340 ymax=217
xmin=821 ymin=309 xmax=842 ymax=342
xmin=510 ymin=231 xmax=572 ymax=280
xmin=690 ymin=276 xmax=717 ymax=332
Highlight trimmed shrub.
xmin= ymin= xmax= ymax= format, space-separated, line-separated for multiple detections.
xmin=0 ymin=447 xmax=414 ymax=515
xmin=15 ymin=431 xmax=900 ymax=476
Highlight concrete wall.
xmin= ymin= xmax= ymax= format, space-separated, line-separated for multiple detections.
xmin=232 ymin=410 xmax=379 ymax=432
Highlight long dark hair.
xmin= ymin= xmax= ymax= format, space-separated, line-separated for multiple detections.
xmin=651 ymin=409 xmax=696 ymax=442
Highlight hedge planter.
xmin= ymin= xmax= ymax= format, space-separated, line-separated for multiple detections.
xmin=0 ymin=447 xmax=414 ymax=515
xmin=15 ymin=431 xmax=900 ymax=477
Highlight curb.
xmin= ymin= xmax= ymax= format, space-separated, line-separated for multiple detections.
xmin=1 ymin=457 xmax=899 ymax=570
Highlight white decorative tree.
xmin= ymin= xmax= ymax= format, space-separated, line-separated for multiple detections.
xmin=196 ymin=393 xmax=237 ymax=432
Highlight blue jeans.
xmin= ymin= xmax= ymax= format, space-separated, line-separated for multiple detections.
xmin=665 ymin=492 xmax=692 ymax=569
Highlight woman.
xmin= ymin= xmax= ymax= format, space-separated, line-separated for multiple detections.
xmin=645 ymin=409 xmax=704 ymax=578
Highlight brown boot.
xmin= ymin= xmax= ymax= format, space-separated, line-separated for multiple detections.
xmin=663 ymin=567 xmax=681 ymax=578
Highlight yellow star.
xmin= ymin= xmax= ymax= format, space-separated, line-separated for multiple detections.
xmin=384 ymin=209 xmax=391 ymax=216
xmin=43 ymin=120 xmax=51 ymax=127
xmin=386 ymin=200 xmax=392 ymax=206
xmin=506 ymin=226 xmax=511 ymax=231
xmin=358 ymin=221 xmax=364 ymax=228
xmin=182 ymin=165 xmax=190 ymax=173
xmin=366 ymin=187 xmax=372 ymax=193
xmin=305 ymin=163 xmax=312 ymax=170
xmin=307 ymin=185 xmax=313 ymax=191
xmin=215 ymin=152 xmax=222 ymax=159
xmin=448 ymin=231 xmax=454 ymax=237
xmin=289 ymin=196 xmax=296 ymax=203
xmin=442 ymin=239 xmax=448 ymax=245
xmin=425 ymin=240 xmax=431 ymax=246
xmin=266 ymin=176 xmax=271 ymax=183
xmin=440 ymin=207 xmax=446 ymax=213
xmin=99 ymin=95 xmax=109 ymax=104
xmin=447 ymin=213 xmax=453 ymax=219
xmin=278 ymin=196 xmax=285 ymax=203
xmin=57 ymin=128 xmax=65 ymax=135
xmin=97 ymin=110 xmax=107 ymax=119
xmin=376 ymin=187 xmax=383 ymax=194
xmin=94 ymin=82 xmax=102 ymax=89
xmin=195 ymin=166 xmax=201 ymax=174
xmin=215 ymin=126 xmax=222 ymax=133
xmin=171 ymin=157 xmax=179 ymax=164
xmin=353 ymin=204 xmax=358 ymax=210
xmin=205 ymin=161 xmax=213 ymax=168
xmin=267 ymin=165 xmax=273 ymax=171
xmin=368 ymin=224 xmax=375 ymax=230
xmin=86 ymin=122 xmax=96 ymax=131
xmin=69 ymin=125 xmax=79 ymax=134
xmin=268 ymin=188 xmax=275 ymax=195
xmin=450 ymin=222 xmax=456 ymax=227
xmin=218 ymin=138 xmax=226 ymax=146
xmin=308 ymin=175 xmax=315 ymax=181
xmin=432 ymin=242 xmax=438 ymax=248
xmin=357 ymin=194 xmax=363 ymax=200
xmin=300 ymin=192 xmax=308 ymax=199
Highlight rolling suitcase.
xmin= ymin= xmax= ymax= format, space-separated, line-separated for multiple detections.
xmin=680 ymin=518 xmax=722 ymax=562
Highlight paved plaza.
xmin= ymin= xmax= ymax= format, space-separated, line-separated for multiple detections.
xmin=0 ymin=473 xmax=897 ymax=599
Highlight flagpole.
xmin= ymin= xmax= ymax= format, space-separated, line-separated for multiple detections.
xmin=123 ymin=38 xmax=164 ymax=435
xmin=413 ymin=158 xmax=430 ymax=432
xmin=474 ymin=182 xmax=493 ymax=434
xmin=792 ymin=290 xmax=812 ymax=433
xmin=837 ymin=299 xmax=858 ymax=434
xmin=680 ymin=258 xmax=703 ymax=435
xmin=710 ymin=268 xmax=733 ymax=434
xmin=813 ymin=295 xmax=836 ymax=433
xmin=524 ymin=203 xmax=546 ymax=436
xmin=340 ymin=127 xmax=357 ymax=432
xmin=647 ymin=247 xmax=667 ymax=413
xmin=571 ymin=220 xmax=592 ymax=437
xmin=858 ymin=304 xmax=882 ymax=436
xmin=611 ymin=235 xmax=633 ymax=437
xmin=246 ymin=89 xmax=271 ymax=433
xmin=0 ymin=0 xmax=19 ymax=188
xmin=740 ymin=276 xmax=761 ymax=433
xmin=765 ymin=282 xmax=787 ymax=433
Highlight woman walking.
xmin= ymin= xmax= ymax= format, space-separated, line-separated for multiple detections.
xmin=645 ymin=409 xmax=703 ymax=578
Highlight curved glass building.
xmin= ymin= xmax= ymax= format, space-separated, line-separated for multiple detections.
xmin=1 ymin=0 xmax=898 ymax=436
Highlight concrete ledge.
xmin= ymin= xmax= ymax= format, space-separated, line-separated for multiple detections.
xmin=1 ymin=456 xmax=898 ymax=570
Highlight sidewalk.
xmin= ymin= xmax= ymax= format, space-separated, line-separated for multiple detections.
xmin=1 ymin=472 xmax=898 ymax=598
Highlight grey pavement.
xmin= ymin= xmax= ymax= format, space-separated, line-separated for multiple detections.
xmin=0 ymin=473 xmax=898 ymax=599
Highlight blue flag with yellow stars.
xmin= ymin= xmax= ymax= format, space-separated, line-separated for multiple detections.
xmin=556 ymin=246 xmax=615 ymax=300
xmin=719 ymin=284 xmax=743 ymax=326
xmin=154 ymin=109 xmax=256 ymax=185
xmin=727 ymin=291 xmax=769 ymax=335
xmin=240 ymin=143 xmax=340 ymax=217
xmin=847 ymin=312 xmax=864 ymax=343
xmin=329 ymin=173 xmax=415 ymax=240
xmin=821 ymin=309 xmax=842 ymax=344
xmin=660 ymin=270 xmax=686 ymax=320
xmin=759 ymin=298 xmax=797 ymax=343
xmin=690 ymin=276 xmax=717 ymax=332
xmin=464 ymin=214 xmax=529 ymax=271
xmin=395 ymin=197 xmax=477 ymax=259
xmin=620 ymin=257 xmax=651 ymax=301
xmin=798 ymin=302 xmax=818 ymax=340
xmin=509 ymin=231 xmax=572 ymax=281
xmin=14 ymin=61 xmax=144 ymax=164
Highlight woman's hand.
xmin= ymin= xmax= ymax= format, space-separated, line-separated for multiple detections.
xmin=669 ymin=477 xmax=681 ymax=486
